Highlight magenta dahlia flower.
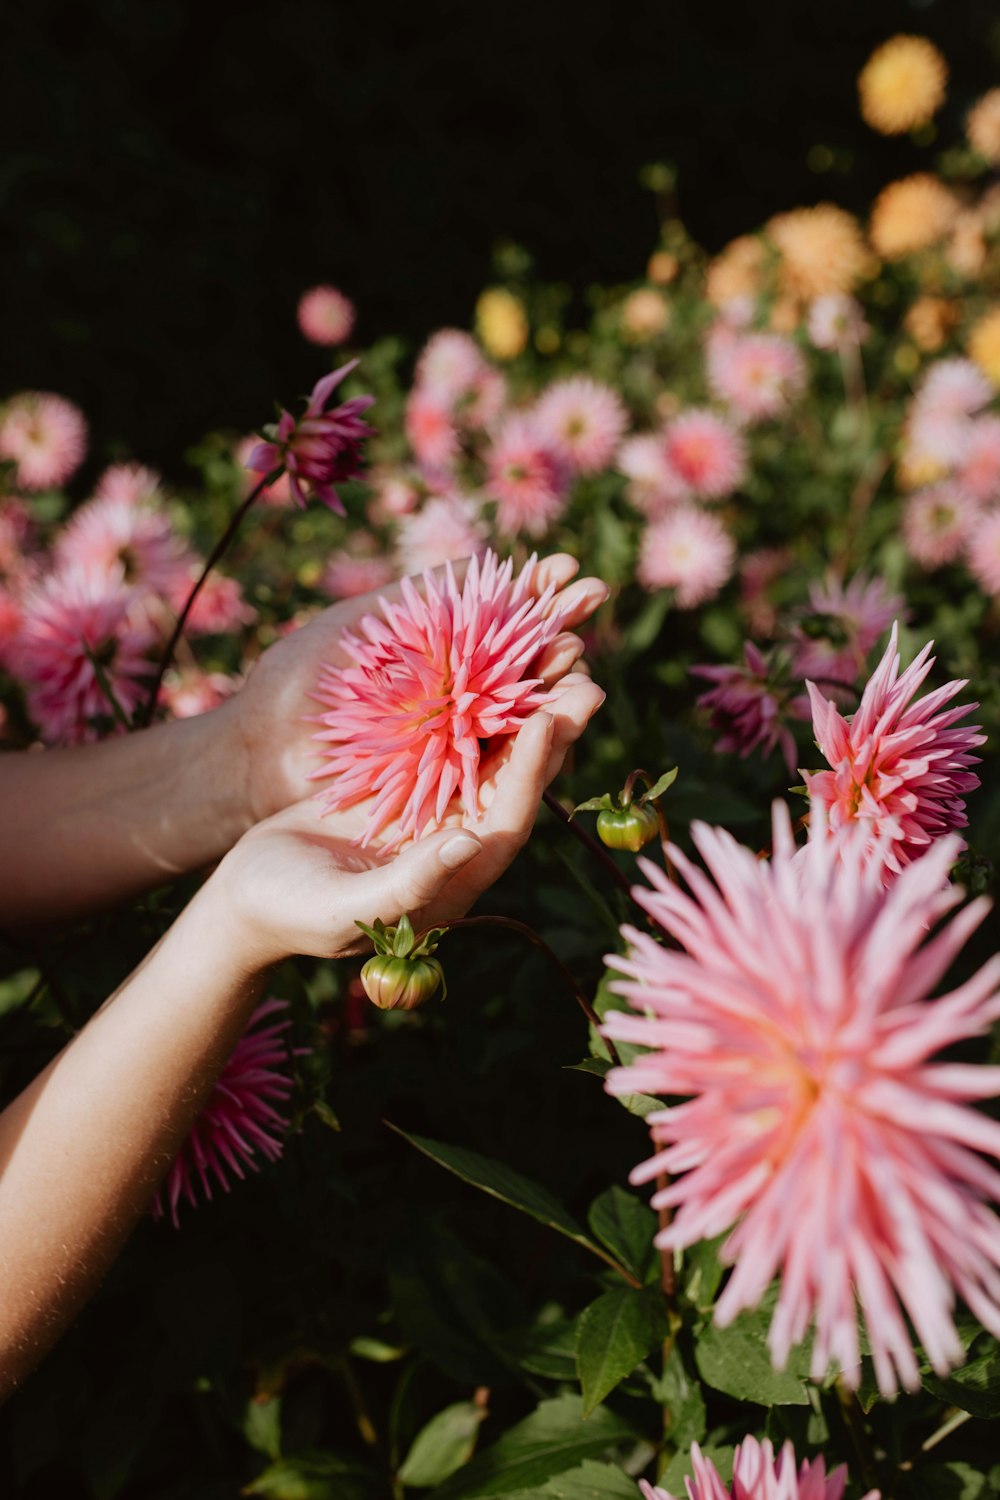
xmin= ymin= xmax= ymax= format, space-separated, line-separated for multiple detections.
xmin=246 ymin=361 xmax=374 ymax=513
xmin=604 ymin=803 xmax=1000 ymax=1397
xmin=804 ymin=623 xmax=983 ymax=875
xmin=313 ymin=550 xmax=562 ymax=848
xmin=0 ymin=392 xmax=87 ymax=490
xmin=638 ymin=1435 xmax=877 ymax=1500
xmin=296 ymin=284 xmax=356 ymax=346
xmin=9 ymin=569 xmax=156 ymax=744
xmin=152 ymin=999 xmax=299 ymax=1227
xmin=693 ymin=642 xmax=797 ymax=771
xmin=533 ymin=376 xmax=627 ymax=475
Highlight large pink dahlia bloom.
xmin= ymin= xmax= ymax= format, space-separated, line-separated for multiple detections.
xmin=604 ymin=804 xmax=1000 ymax=1397
xmin=804 ymin=624 xmax=983 ymax=874
xmin=313 ymin=551 xmax=562 ymax=848
xmin=638 ymin=1435 xmax=877 ymax=1500
xmin=247 ymin=362 xmax=374 ymax=513
xmin=0 ymin=392 xmax=88 ymax=490
xmin=152 ymin=999 xmax=299 ymax=1227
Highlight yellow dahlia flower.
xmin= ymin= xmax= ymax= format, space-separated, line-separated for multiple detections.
xmin=858 ymin=35 xmax=947 ymax=136
xmin=968 ymin=308 xmax=1000 ymax=385
xmin=621 ymin=288 xmax=670 ymax=340
xmin=904 ymin=295 xmax=957 ymax=353
xmin=766 ymin=204 xmax=870 ymax=301
xmin=869 ymin=174 xmax=959 ymax=259
xmin=475 ymin=289 xmax=528 ymax=360
xmin=967 ymin=90 xmax=1000 ymax=164
xmin=705 ymin=235 xmax=765 ymax=307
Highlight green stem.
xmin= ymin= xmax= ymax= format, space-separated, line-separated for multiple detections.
xmin=82 ymin=642 xmax=134 ymax=732
xmin=543 ymin=789 xmax=637 ymax=902
xmin=139 ymin=466 xmax=282 ymax=725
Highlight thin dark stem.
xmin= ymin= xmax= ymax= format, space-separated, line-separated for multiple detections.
xmin=139 ymin=468 xmax=281 ymax=725
xmin=835 ymin=1378 xmax=882 ymax=1497
xmin=655 ymin=1171 xmax=676 ymax=1299
xmin=422 ymin=912 xmax=622 ymax=1068
xmin=542 ymin=790 xmax=635 ymax=901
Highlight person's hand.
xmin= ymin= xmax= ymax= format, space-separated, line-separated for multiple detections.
xmin=219 ymin=554 xmax=609 ymax=827
xmin=210 ymin=672 xmax=604 ymax=969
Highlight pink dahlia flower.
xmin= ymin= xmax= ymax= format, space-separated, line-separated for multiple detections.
xmin=903 ymin=483 xmax=976 ymax=568
xmin=486 ymin=413 xmax=568 ymax=538
xmin=9 ymin=570 xmax=155 ymax=744
xmin=692 ymin=642 xmax=797 ymax=772
xmin=405 ymin=388 xmax=461 ymax=476
xmin=322 ymin=549 xmax=396 ymax=600
xmin=415 ymin=329 xmax=487 ymax=402
xmin=707 ymin=332 xmax=806 ymax=424
xmin=804 ymin=623 xmax=983 ymax=875
xmin=0 ymin=589 xmax=23 ymax=670
xmin=807 ymin=294 xmax=869 ymax=351
xmin=967 ymin=506 xmax=1000 ymax=594
xmin=161 ymin=668 xmax=241 ymax=720
xmin=739 ymin=547 xmax=790 ymax=636
xmin=56 ymin=493 xmax=193 ymax=599
xmin=617 ymin=433 xmax=689 ymax=518
xmin=0 ymin=392 xmax=87 ymax=490
xmin=905 ymin=359 xmax=994 ymax=469
xmin=0 ymin=499 xmax=36 ymax=584
xmin=533 ymin=376 xmax=627 ymax=475
xmin=247 ymin=362 xmax=374 ymax=514
xmin=312 ymin=551 xmax=562 ymax=849
xmin=637 ymin=507 xmax=735 ymax=607
xmin=152 ymin=999 xmax=300 ymax=1227
xmin=605 ymin=802 xmax=1000 ymax=1397
xmin=296 ymin=284 xmax=356 ymax=346
xmin=395 ymin=494 xmax=489 ymax=574
xmin=639 ymin=1435 xmax=876 ymax=1500
xmin=366 ymin=472 xmax=420 ymax=523
xmin=235 ymin=436 xmax=294 ymax=506
xmin=93 ymin=463 xmax=163 ymax=508
xmin=167 ymin=566 xmax=256 ymax=636
xmin=957 ymin=415 xmax=1000 ymax=504
xmin=662 ymin=408 xmax=747 ymax=500
xmin=788 ymin=573 xmax=903 ymax=689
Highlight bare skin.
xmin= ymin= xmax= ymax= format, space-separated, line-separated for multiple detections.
xmin=0 ymin=555 xmax=607 ymax=1395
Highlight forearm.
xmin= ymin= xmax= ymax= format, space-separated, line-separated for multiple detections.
xmin=0 ymin=881 xmax=268 ymax=1397
xmin=0 ymin=702 xmax=252 ymax=925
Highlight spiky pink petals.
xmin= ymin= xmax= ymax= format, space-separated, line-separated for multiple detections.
xmin=312 ymin=551 xmax=562 ymax=849
xmin=296 ymin=284 xmax=356 ymax=346
xmin=604 ymin=804 xmax=1000 ymax=1398
xmin=804 ymin=623 xmax=983 ymax=875
xmin=10 ymin=571 xmax=155 ymax=743
xmin=638 ymin=1435 xmax=875 ymax=1500
xmin=56 ymin=493 xmax=194 ymax=597
xmin=486 ymin=414 xmax=569 ymax=538
xmin=0 ymin=392 xmax=87 ymax=490
xmin=247 ymin=362 xmax=374 ymax=513
xmin=533 ymin=376 xmax=627 ymax=475
xmin=662 ymin=408 xmax=747 ymax=499
xmin=637 ymin=507 xmax=735 ymax=606
xmin=789 ymin=574 xmax=903 ymax=688
xmin=152 ymin=1000 xmax=299 ymax=1227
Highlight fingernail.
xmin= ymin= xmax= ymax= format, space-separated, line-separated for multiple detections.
xmin=440 ymin=833 xmax=482 ymax=869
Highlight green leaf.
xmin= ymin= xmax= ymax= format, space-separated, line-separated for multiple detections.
xmin=312 ymin=1099 xmax=341 ymax=1132
xmin=639 ymin=768 xmax=678 ymax=802
xmin=394 ymin=913 xmax=415 ymax=956
xmin=905 ymin=1463 xmax=1000 ymax=1499
xmin=244 ymin=1450 xmax=374 ymax=1500
xmin=923 ymin=1335 xmax=1000 ymax=1419
xmin=387 ymin=1127 xmax=635 ymax=1283
xmin=348 ymin=1335 xmax=406 ymax=1363
xmin=587 ymin=1187 xmax=658 ymax=1286
xmin=572 ymin=794 xmax=616 ymax=815
xmin=516 ymin=1459 xmax=642 ymax=1498
xmin=243 ymin=1397 xmax=282 ymax=1462
xmin=695 ymin=1298 xmax=812 ymax=1406
xmin=650 ymin=1343 xmax=706 ymax=1450
xmin=576 ymin=1286 xmax=669 ymax=1416
xmin=500 ymin=1316 xmax=580 ymax=1382
xmin=398 ymin=1402 xmax=487 ymax=1487
xmin=430 ymin=1394 xmax=637 ymax=1499
xmin=659 ymin=1445 xmax=735 ymax=1495
xmin=681 ymin=1235 xmax=727 ymax=1313
xmin=568 ymin=1058 xmax=662 ymax=1120
xmin=623 ymin=589 xmax=671 ymax=654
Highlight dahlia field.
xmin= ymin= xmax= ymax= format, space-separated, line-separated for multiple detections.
xmin=5 ymin=34 xmax=1000 ymax=1500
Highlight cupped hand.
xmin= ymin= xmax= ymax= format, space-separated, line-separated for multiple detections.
xmin=220 ymin=554 xmax=608 ymax=826
xmin=211 ymin=673 xmax=604 ymax=969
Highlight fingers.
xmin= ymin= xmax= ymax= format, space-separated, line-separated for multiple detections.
xmin=534 ymin=632 xmax=586 ymax=686
xmin=534 ymin=553 xmax=579 ymax=592
xmin=542 ymin=678 xmax=606 ymax=786
xmin=349 ymin=828 xmax=483 ymax=932
xmin=545 ymin=576 xmax=609 ymax=630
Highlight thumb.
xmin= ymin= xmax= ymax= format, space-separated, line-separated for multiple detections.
xmin=351 ymin=829 xmax=483 ymax=931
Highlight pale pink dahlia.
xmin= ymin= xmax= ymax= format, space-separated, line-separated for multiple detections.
xmin=804 ymin=624 xmax=983 ymax=875
xmin=56 ymin=493 xmax=194 ymax=598
xmin=486 ymin=413 xmax=568 ymax=538
xmin=957 ymin=415 xmax=1000 ymax=504
xmin=247 ymin=362 xmax=374 ymax=513
xmin=93 ymin=463 xmax=163 ymax=508
xmin=637 ymin=507 xmax=735 ymax=607
xmin=788 ymin=573 xmax=903 ymax=689
xmin=533 ymin=377 xmax=627 ymax=475
xmin=10 ymin=570 xmax=155 ymax=744
xmin=638 ymin=1435 xmax=876 ymax=1500
xmin=296 ymin=284 xmax=356 ymax=346
xmin=0 ymin=392 xmax=87 ymax=490
xmin=662 ymin=408 xmax=747 ymax=500
xmin=167 ymin=566 xmax=256 ymax=636
xmin=905 ymin=359 xmax=994 ymax=468
xmin=395 ymin=494 xmax=489 ymax=574
xmin=152 ymin=999 xmax=300 ymax=1227
xmin=693 ymin=642 xmax=797 ymax=772
xmin=605 ymin=803 xmax=1000 ymax=1397
xmin=707 ymin=332 xmax=806 ymax=424
xmin=415 ymin=329 xmax=487 ymax=401
xmin=966 ymin=507 xmax=1000 ymax=594
xmin=807 ymin=294 xmax=869 ymax=351
xmin=312 ymin=551 xmax=562 ymax=848
xmin=405 ymin=388 xmax=461 ymax=475
xmin=161 ymin=668 xmax=241 ymax=720
xmin=322 ymin=549 xmax=396 ymax=599
xmin=618 ymin=433 xmax=690 ymax=518
xmin=903 ymin=484 xmax=976 ymax=568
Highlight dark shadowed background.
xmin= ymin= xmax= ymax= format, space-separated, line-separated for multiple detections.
xmin=2 ymin=0 xmax=998 ymax=472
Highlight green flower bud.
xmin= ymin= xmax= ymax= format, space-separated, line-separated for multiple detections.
xmin=360 ymin=954 xmax=445 ymax=1011
xmin=596 ymin=803 xmax=660 ymax=853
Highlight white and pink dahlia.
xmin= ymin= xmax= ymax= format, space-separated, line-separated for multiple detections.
xmin=903 ymin=484 xmax=976 ymax=568
xmin=57 ymin=493 xmax=193 ymax=598
xmin=93 ymin=462 xmax=163 ymax=508
xmin=405 ymin=389 xmax=461 ymax=476
xmin=661 ymin=408 xmax=747 ymax=500
xmin=9 ymin=570 xmax=155 ymax=744
xmin=0 ymin=392 xmax=87 ymax=490
xmin=395 ymin=494 xmax=489 ymax=574
xmin=637 ymin=508 xmax=735 ymax=607
xmin=807 ymin=294 xmax=869 ymax=352
xmin=707 ymin=332 xmax=806 ymax=424
xmin=415 ymin=329 xmax=487 ymax=402
xmin=805 ymin=624 xmax=983 ymax=875
xmin=617 ymin=434 xmax=689 ymax=518
xmin=533 ymin=376 xmax=627 ymax=475
xmin=605 ymin=802 xmax=1000 ymax=1397
xmin=296 ymin=284 xmax=356 ymax=346
xmin=957 ymin=415 xmax=1000 ymax=504
xmin=486 ymin=414 xmax=568 ymax=538
xmin=152 ymin=1000 xmax=299 ymax=1226
xmin=638 ymin=1436 xmax=875 ymax=1500
xmin=967 ymin=507 xmax=1000 ymax=594
xmin=312 ymin=551 xmax=562 ymax=849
